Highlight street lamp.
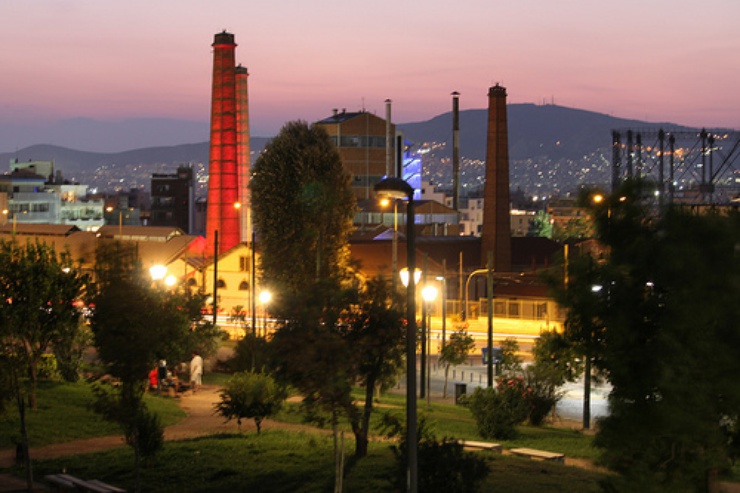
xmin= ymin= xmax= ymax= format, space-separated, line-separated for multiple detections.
xmin=374 ymin=176 xmax=417 ymax=493
xmin=381 ymin=197 xmax=399 ymax=290
xmin=422 ymin=284 xmax=438 ymax=406
xmin=150 ymin=265 xmax=167 ymax=282
xmin=435 ymin=275 xmax=447 ymax=349
xmin=259 ymin=290 xmax=272 ymax=337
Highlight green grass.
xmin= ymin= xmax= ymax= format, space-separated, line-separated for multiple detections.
xmin=22 ymin=430 xmax=606 ymax=492
xmin=0 ymin=380 xmax=185 ymax=450
xmin=279 ymin=389 xmax=597 ymax=460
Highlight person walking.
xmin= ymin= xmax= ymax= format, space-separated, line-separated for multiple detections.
xmin=189 ymin=351 xmax=203 ymax=393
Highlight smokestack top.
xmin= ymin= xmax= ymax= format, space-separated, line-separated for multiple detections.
xmin=488 ymin=84 xmax=506 ymax=97
xmin=213 ymin=31 xmax=236 ymax=46
xmin=235 ymin=64 xmax=248 ymax=75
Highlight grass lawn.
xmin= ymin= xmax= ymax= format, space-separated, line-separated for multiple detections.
xmin=24 ymin=430 xmax=607 ymax=493
xmin=277 ymin=389 xmax=598 ymax=460
xmin=0 ymin=380 xmax=185 ymax=450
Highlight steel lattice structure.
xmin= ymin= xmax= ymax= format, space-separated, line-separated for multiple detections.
xmin=611 ymin=128 xmax=740 ymax=206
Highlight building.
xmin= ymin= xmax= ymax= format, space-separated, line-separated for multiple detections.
xmin=315 ymin=110 xmax=396 ymax=201
xmin=150 ymin=165 xmax=195 ymax=233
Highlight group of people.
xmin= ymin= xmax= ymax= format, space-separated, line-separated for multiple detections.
xmin=147 ymin=351 xmax=203 ymax=396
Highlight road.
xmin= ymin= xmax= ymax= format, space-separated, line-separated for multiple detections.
xmin=398 ymin=356 xmax=609 ymax=425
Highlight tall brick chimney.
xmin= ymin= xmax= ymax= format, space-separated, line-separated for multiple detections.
xmin=235 ymin=64 xmax=251 ymax=243
xmin=480 ymin=84 xmax=512 ymax=272
xmin=206 ymin=31 xmax=240 ymax=253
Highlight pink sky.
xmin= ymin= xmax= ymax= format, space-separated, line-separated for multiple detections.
xmin=2 ymin=0 xmax=739 ymax=136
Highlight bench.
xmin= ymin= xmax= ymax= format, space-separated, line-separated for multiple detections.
xmin=45 ymin=473 xmax=126 ymax=492
xmin=509 ymin=447 xmax=565 ymax=463
xmin=459 ymin=440 xmax=503 ymax=453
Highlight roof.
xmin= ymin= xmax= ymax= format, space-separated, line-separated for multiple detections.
xmin=315 ymin=111 xmax=368 ymax=125
xmin=0 ymin=224 xmax=80 ymax=236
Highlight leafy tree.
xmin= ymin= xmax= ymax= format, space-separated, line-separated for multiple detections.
xmin=439 ymin=328 xmax=475 ymax=398
xmin=0 ymin=239 xmax=87 ymax=408
xmin=554 ymin=184 xmax=740 ymax=492
xmin=214 ymin=370 xmax=286 ymax=433
xmin=527 ymin=210 xmax=553 ymax=238
xmin=90 ymin=244 xmax=212 ymax=493
xmin=499 ymin=337 xmax=523 ymax=375
xmin=344 ymin=277 xmax=406 ymax=458
xmin=250 ymin=120 xmax=355 ymax=317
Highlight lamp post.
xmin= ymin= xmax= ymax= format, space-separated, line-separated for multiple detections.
xmin=259 ymin=290 xmax=272 ymax=337
xmin=421 ymin=284 xmax=437 ymax=407
xmin=381 ymin=197 xmax=399 ymax=291
xmin=375 ymin=176 xmax=417 ymax=493
xmin=436 ymin=273 xmax=447 ymax=349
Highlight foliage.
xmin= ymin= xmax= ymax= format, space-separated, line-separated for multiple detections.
xmin=381 ymin=413 xmax=489 ymax=493
xmin=227 ymin=333 xmax=270 ymax=373
xmin=499 ymin=337 xmax=523 ymax=375
xmin=52 ymin=321 xmax=92 ymax=382
xmin=0 ymin=239 xmax=87 ymax=408
xmin=250 ymin=120 xmax=355 ymax=317
xmin=214 ymin=371 xmax=286 ymax=433
xmin=439 ymin=328 xmax=475 ymax=398
xmin=91 ymin=384 xmax=163 ymax=465
xmin=522 ymin=364 xmax=564 ymax=426
xmin=527 ymin=210 xmax=553 ymax=238
xmin=558 ymin=183 xmax=740 ymax=492
xmin=90 ymin=245 xmax=211 ymax=490
xmin=531 ymin=329 xmax=583 ymax=387
xmin=467 ymin=379 xmax=530 ymax=440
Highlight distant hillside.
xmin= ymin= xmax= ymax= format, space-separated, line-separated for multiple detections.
xmin=398 ymin=104 xmax=687 ymax=161
xmin=0 ymin=118 xmax=210 ymax=154
xmin=0 ymin=105 xmax=705 ymax=195
xmin=0 ymin=139 xmax=271 ymax=176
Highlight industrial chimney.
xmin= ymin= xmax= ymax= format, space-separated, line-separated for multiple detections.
xmin=480 ymin=84 xmax=512 ymax=272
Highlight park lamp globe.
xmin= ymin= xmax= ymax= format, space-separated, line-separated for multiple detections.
xmin=150 ymin=265 xmax=167 ymax=282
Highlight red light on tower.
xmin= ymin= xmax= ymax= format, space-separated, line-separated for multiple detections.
xmin=206 ymin=31 xmax=240 ymax=253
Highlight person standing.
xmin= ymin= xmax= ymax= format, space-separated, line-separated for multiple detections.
xmin=190 ymin=351 xmax=203 ymax=393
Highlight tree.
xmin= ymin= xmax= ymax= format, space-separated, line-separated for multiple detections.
xmin=344 ymin=277 xmax=406 ymax=458
xmin=527 ymin=210 xmax=553 ymax=238
xmin=555 ymin=184 xmax=740 ymax=492
xmin=0 ymin=239 xmax=87 ymax=489
xmin=90 ymin=244 xmax=213 ymax=493
xmin=439 ymin=328 xmax=475 ymax=398
xmin=0 ymin=239 xmax=87 ymax=408
xmin=250 ymin=120 xmax=355 ymax=316
xmin=214 ymin=370 xmax=286 ymax=433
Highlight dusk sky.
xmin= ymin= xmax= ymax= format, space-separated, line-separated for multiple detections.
xmin=2 ymin=0 xmax=739 ymax=137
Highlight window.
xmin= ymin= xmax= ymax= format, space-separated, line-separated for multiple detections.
xmin=238 ymin=281 xmax=250 ymax=291
xmin=239 ymin=255 xmax=250 ymax=272
xmin=217 ymin=279 xmax=226 ymax=289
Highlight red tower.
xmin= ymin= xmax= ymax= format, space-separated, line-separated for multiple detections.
xmin=206 ymin=31 xmax=240 ymax=253
xmin=480 ymin=84 xmax=512 ymax=272
xmin=235 ymin=64 xmax=251 ymax=243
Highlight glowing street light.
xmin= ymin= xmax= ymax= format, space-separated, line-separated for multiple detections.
xmin=150 ymin=265 xmax=167 ymax=282
xmin=259 ymin=290 xmax=272 ymax=336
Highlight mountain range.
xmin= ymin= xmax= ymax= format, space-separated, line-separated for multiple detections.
xmin=0 ymin=105 xmax=703 ymax=195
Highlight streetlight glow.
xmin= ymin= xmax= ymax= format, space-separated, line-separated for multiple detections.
xmin=400 ymin=267 xmax=421 ymax=287
xmin=150 ymin=265 xmax=167 ymax=281
xmin=422 ymin=285 xmax=438 ymax=303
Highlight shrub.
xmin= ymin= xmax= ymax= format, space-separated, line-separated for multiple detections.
xmin=37 ymin=353 xmax=60 ymax=380
xmin=214 ymin=370 xmax=286 ymax=433
xmin=381 ymin=414 xmax=489 ymax=493
xmin=467 ymin=378 xmax=529 ymax=440
xmin=523 ymin=365 xmax=564 ymax=426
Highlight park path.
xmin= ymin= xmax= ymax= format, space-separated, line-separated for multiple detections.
xmin=0 ymin=384 xmax=270 ymax=470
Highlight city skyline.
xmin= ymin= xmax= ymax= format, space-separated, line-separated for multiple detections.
xmin=2 ymin=0 xmax=739 ymax=141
